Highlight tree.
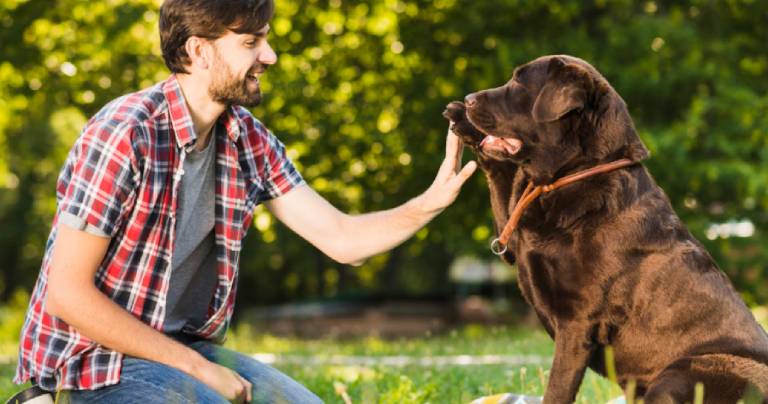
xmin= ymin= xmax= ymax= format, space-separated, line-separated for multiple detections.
xmin=1 ymin=0 xmax=766 ymax=306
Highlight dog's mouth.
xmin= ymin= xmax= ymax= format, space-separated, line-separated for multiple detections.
xmin=479 ymin=135 xmax=523 ymax=156
xmin=465 ymin=109 xmax=524 ymax=157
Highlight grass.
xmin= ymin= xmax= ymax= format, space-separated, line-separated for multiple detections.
xmin=1 ymin=305 xmax=766 ymax=403
xmin=225 ymin=324 xmax=553 ymax=357
xmin=0 ymin=360 xmax=17 ymax=401
xmin=1 ymin=324 xmax=621 ymax=403
xmin=227 ymin=324 xmax=622 ymax=403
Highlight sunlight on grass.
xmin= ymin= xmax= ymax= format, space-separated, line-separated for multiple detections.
xmin=327 ymin=365 xmax=378 ymax=383
xmin=3 ymin=311 xmax=767 ymax=402
xmin=225 ymin=322 xmax=554 ymax=358
xmin=222 ymin=324 xmax=622 ymax=403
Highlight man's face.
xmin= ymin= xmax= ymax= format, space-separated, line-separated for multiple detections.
xmin=208 ymin=25 xmax=277 ymax=107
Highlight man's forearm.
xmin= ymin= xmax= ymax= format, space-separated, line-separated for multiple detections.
xmin=328 ymin=131 xmax=475 ymax=264
xmin=46 ymin=282 xmax=207 ymax=377
xmin=332 ymin=192 xmax=439 ymax=265
xmin=266 ymin=132 xmax=476 ymax=266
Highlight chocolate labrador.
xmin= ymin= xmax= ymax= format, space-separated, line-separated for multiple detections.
xmin=443 ymin=55 xmax=768 ymax=403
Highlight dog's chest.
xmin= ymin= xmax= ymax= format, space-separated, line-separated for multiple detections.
xmin=513 ymin=230 xmax=593 ymax=319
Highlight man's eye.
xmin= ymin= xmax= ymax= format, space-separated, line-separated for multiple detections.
xmin=245 ymin=41 xmax=257 ymax=47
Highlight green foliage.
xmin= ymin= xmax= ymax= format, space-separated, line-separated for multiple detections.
xmin=0 ymin=290 xmax=27 ymax=356
xmin=0 ymin=0 xmax=766 ymax=305
xmin=0 ymin=0 xmax=166 ymax=300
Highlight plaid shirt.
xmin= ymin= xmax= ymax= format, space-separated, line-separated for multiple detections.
xmin=15 ymin=75 xmax=304 ymax=391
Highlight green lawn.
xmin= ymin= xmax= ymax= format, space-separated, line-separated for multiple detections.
xmin=1 ymin=325 xmax=622 ymax=403
xmin=0 ymin=359 xmax=17 ymax=402
xmin=3 ymin=307 xmax=766 ymax=403
xmin=230 ymin=325 xmax=621 ymax=403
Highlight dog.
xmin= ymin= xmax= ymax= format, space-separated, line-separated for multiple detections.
xmin=443 ymin=55 xmax=768 ymax=403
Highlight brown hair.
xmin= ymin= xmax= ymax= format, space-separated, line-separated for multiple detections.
xmin=159 ymin=0 xmax=275 ymax=73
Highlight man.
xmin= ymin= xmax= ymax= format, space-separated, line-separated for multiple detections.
xmin=14 ymin=0 xmax=477 ymax=402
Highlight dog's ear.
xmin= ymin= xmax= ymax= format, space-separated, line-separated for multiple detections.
xmin=532 ymin=58 xmax=594 ymax=123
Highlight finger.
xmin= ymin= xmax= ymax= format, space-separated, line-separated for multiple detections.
xmin=234 ymin=373 xmax=250 ymax=403
xmin=444 ymin=131 xmax=464 ymax=174
xmin=444 ymin=128 xmax=460 ymax=160
xmin=449 ymin=127 xmax=464 ymax=153
xmin=452 ymin=136 xmax=465 ymax=174
xmin=451 ymin=161 xmax=477 ymax=186
xmin=228 ymin=370 xmax=247 ymax=402
xmin=449 ymin=130 xmax=464 ymax=162
xmin=242 ymin=376 xmax=252 ymax=403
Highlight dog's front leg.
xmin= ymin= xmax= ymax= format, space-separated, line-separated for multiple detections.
xmin=543 ymin=327 xmax=593 ymax=404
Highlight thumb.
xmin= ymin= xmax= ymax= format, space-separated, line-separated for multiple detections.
xmin=452 ymin=160 xmax=477 ymax=186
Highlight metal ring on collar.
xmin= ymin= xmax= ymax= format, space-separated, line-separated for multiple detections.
xmin=490 ymin=238 xmax=507 ymax=256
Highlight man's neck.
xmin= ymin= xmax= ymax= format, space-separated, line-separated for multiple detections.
xmin=176 ymin=73 xmax=225 ymax=151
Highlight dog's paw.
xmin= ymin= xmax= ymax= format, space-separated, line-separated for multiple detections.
xmin=442 ymin=101 xmax=468 ymax=123
xmin=443 ymin=101 xmax=486 ymax=147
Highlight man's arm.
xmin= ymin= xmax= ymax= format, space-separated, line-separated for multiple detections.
xmin=265 ymin=131 xmax=476 ymax=265
xmin=45 ymin=224 xmax=252 ymax=402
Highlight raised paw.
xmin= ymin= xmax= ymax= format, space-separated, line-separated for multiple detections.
xmin=442 ymin=101 xmax=469 ymax=123
xmin=443 ymin=101 xmax=486 ymax=147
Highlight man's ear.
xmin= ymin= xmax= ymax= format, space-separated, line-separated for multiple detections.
xmin=532 ymin=58 xmax=594 ymax=123
xmin=184 ymin=36 xmax=211 ymax=70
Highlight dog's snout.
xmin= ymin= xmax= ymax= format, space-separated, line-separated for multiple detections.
xmin=465 ymin=93 xmax=478 ymax=108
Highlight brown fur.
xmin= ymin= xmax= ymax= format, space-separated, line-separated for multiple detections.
xmin=444 ymin=55 xmax=768 ymax=403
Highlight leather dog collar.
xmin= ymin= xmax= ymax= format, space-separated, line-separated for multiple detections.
xmin=490 ymin=158 xmax=637 ymax=255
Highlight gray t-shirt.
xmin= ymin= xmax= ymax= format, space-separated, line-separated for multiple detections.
xmin=163 ymin=128 xmax=218 ymax=333
xmin=59 ymin=126 xmax=219 ymax=334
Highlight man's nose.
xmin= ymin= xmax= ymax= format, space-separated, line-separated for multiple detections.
xmin=465 ymin=93 xmax=478 ymax=108
xmin=258 ymin=41 xmax=278 ymax=65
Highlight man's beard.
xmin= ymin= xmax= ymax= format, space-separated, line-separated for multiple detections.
xmin=208 ymin=53 xmax=265 ymax=107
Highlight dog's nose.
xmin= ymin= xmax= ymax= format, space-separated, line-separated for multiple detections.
xmin=465 ymin=93 xmax=478 ymax=108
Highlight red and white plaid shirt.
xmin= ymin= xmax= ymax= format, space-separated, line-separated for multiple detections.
xmin=15 ymin=75 xmax=304 ymax=391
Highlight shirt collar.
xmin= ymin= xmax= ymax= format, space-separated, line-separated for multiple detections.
xmin=163 ymin=75 xmax=241 ymax=150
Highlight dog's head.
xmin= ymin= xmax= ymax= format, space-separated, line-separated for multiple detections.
xmin=465 ymin=55 xmax=649 ymax=184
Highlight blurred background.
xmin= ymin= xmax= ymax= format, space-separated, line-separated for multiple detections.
xmin=0 ymin=0 xmax=767 ymax=339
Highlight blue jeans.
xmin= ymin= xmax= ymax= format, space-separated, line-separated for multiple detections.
xmin=62 ymin=340 xmax=323 ymax=403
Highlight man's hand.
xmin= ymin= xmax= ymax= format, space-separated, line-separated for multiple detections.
xmin=417 ymin=128 xmax=477 ymax=214
xmin=191 ymin=358 xmax=252 ymax=403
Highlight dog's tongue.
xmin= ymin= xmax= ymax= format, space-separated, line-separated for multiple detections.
xmin=479 ymin=135 xmax=523 ymax=155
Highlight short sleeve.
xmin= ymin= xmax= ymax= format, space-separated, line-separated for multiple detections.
xmin=257 ymin=129 xmax=305 ymax=201
xmin=57 ymin=120 xmax=138 ymax=238
xmin=58 ymin=211 xmax=110 ymax=238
